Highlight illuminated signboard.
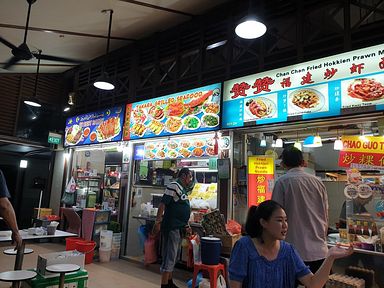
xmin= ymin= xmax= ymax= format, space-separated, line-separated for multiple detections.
xmin=222 ymin=43 xmax=384 ymax=128
xmin=64 ymin=106 xmax=124 ymax=146
xmin=338 ymin=135 xmax=384 ymax=169
xmin=123 ymin=83 xmax=221 ymax=140
xmin=248 ymin=156 xmax=275 ymax=207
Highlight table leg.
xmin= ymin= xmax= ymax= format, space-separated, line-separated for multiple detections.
xmin=59 ymin=272 xmax=65 ymax=288
xmin=14 ymin=241 xmax=25 ymax=270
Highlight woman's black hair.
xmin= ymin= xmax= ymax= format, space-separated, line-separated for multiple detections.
xmin=281 ymin=145 xmax=303 ymax=168
xmin=245 ymin=200 xmax=284 ymax=238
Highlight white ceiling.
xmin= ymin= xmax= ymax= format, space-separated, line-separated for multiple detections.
xmin=0 ymin=0 xmax=230 ymax=74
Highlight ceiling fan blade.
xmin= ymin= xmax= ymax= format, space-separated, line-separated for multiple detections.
xmin=36 ymin=53 xmax=84 ymax=64
xmin=2 ymin=56 xmax=21 ymax=70
xmin=0 ymin=36 xmax=18 ymax=50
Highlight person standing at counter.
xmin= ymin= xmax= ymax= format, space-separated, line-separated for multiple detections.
xmin=153 ymin=168 xmax=194 ymax=288
xmin=272 ymin=146 xmax=329 ymax=281
xmin=229 ymin=200 xmax=353 ymax=288
xmin=0 ymin=169 xmax=22 ymax=250
xmin=338 ymin=195 xmax=372 ymax=228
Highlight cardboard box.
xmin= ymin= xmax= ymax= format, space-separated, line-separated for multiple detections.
xmin=37 ymin=250 xmax=85 ymax=277
xmin=217 ymin=234 xmax=241 ymax=254
xmin=33 ymin=208 xmax=53 ymax=219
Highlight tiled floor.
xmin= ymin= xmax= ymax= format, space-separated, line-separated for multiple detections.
xmin=0 ymin=241 xmax=190 ymax=288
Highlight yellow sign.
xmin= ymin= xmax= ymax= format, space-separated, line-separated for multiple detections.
xmin=248 ymin=156 xmax=275 ymax=175
xmin=341 ymin=135 xmax=384 ymax=153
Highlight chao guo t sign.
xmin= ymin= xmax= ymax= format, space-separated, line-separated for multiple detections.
xmin=338 ymin=135 xmax=384 ymax=168
xmin=248 ymin=156 xmax=275 ymax=207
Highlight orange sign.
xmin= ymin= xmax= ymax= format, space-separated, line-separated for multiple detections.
xmin=338 ymin=136 xmax=384 ymax=168
xmin=248 ymin=156 xmax=275 ymax=207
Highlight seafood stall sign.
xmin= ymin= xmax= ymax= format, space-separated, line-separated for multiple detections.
xmin=64 ymin=106 xmax=124 ymax=146
xmin=222 ymin=43 xmax=384 ymax=128
xmin=123 ymin=83 xmax=221 ymax=140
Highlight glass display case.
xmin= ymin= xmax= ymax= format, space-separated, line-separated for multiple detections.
xmin=76 ymin=176 xmax=101 ymax=208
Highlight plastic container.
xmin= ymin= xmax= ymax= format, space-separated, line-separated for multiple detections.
xmin=201 ymin=236 xmax=221 ymax=265
xmin=76 ymin=240 xmax=96 ymax=264
xmin=99 ymin=247 xmax=111 ymax=262
xmin=66 ymin=237 xmax=84 ymax=251
xmin=100 ymin=230 xmax=113 ymax=249
xmin=111 ymin=247 xmax=120 ymax=259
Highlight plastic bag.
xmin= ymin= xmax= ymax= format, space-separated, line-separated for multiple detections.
xmin=65 ymin=177 xmax=77 ymax=193
xmin=144 ymin=233 xmax=158 ymax=265
xmin=61 ymin=191 xmax=75 ymax=205
xmin=138 ymin=225 xmax=149 ymax=252
xmin=226 ymin=219 xmax=242 ymax=235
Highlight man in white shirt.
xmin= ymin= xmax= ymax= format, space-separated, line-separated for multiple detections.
xmin=272 ymin=146 xmax=328 ymax=285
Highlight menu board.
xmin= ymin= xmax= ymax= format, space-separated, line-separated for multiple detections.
xmin=222 ymin=43 xmax=384 ymax=128
xmin=64 ymin=106 xmax=124 ymax=146
xmin=143 ymin=135 xmax=219 ymax=160
xmin=123 ymin=83 xmax=221 ymax=140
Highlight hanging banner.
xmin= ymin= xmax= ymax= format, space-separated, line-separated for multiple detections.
xmin=248 ymin=156 xmax=275 ymax=207
xmin=222 ymin=43 xmax=384 ymax=129
xmin=123 ymin=83 xmax=221 ymax=140
xmin=64 ymin=106 xmax=124 ymax=146
xmin=338 ymin=135 xmax=384 ymax=168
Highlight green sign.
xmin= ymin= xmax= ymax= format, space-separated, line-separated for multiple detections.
xmin=209 ymin=158 xmax=218 ymax=170
xmin=48 ymin=132 xmax=62 ymax=145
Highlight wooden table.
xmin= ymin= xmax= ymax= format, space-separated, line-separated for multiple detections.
xmin=0 ymin=229 xmax=77 ymax=270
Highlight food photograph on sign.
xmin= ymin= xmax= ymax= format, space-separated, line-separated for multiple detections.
xmin=64 ymin=106 xmax=124 ymax=146
xmin=143 ymin=136 xmax=218 ymax=160
xmin=287 ymin=84 xmax=329 ymax=116
xmin=341 ymin=75 xmax=384 ymax=109
xmin=127 ymin=83 xmax=221 ymax=139
xmin=243 ymin=94 xmax=278 ymax=122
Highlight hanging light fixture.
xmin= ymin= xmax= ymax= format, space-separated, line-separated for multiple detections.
xmin=294 ymin=131 xmax=302 ymax=151
xmin=260 ymin=135 xmax=267 ymax=147
xmin=24 ymin=50 xmax=42 ymax=107
xmin=303 ymin=132 xmax=322 ymax=148
xmin=275 ymin=137 xmax=283 ymax=148
xmin=235 ymin=0 xmax=267 ymax=39
xmin=93 ymin=9 xmax=115 ymax=90
xmin=68 ymin=92 xmax=75 ymax=106
xmin=334 ymin=129 xmax=343 ymax=150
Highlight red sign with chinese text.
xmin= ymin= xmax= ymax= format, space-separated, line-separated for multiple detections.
xmin=248 ymin=156 xmax=275 ymax=207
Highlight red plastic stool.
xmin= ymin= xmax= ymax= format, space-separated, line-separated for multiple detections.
xmin=192 ymin=263 xmax=225 ymax=288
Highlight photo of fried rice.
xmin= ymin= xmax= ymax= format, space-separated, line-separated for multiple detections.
xmin=291 ymin=89 xmax=321 ymax=109
xmin=348 ymin=78 xmax=384 ymax=102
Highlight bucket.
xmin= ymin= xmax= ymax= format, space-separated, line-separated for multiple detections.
xmin=66 ymin=237 xmax=84 ymax=251
xmin=76 ymin=240 xmax=96 ymax=264
xmin=100 ymin=230 xmax=113 ymax=249
xmin=201 ymin=236 xmax=221 ymax=265
xmin=99 ymin=247 xmax=111 ymax=262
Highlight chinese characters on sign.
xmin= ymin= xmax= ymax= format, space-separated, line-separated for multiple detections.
xmin=338 ymin=135 xmax=384 ymax=168
xmin=248 ymin=156 xmax=275 ymax=207
xmin=222 ymin=44 xmax=384 ymax=129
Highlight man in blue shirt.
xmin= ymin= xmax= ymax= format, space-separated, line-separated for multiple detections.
xmin=153 ymin=168 xmax=194 ymax=288
xmin=0 ymin=169 xmax=22 ymax=250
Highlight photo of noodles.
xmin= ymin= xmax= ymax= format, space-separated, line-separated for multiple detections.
xmin=348 ymin=78 xmax=384 ymax=102
xmin=291 ymin=89 xmax=321 ymax=109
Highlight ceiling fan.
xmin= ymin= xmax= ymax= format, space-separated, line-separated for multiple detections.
xmin=0 ymin=0 xmax=83 ymax=70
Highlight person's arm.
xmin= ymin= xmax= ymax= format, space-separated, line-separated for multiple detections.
xmin=152 ymin=202 xmax=165 ymax=234
xmin=0 ymin=197 xmax=22 ymax=250
xmin=299 ymin=244 xmax=353 ymax=288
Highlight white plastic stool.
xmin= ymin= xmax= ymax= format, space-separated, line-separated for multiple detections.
xmin=3 ymin=248 xmax=34 ymax=270
xmin=46 ymin=264 xmax=80 ymax=288
xmin=0 ymin=270 xmax=37 ymax=288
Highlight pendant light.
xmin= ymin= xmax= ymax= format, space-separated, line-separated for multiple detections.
xmin=24 ymin=50 xmax=42 ymax=107
xmin=93 ymin=9 xmax=115 ymax=90
xmin=294 ymin=131 xmax=302 ymax=151
xmin=235 ymin=0 xmax=267 ymax=39
xmin=334 ymin=129 xmax=343 ymax=150
xmin=303 ymin=130 xmax=322 ymax=148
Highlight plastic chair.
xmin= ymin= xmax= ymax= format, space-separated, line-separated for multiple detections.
xmin=61 ymin=208 xmax=82 ymax=236
xmin=0 ymin=270 xmax=36 ymax=288
xmin=192 ymin=262 xmax=225 ymax=288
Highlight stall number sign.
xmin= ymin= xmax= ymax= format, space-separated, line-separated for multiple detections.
xmin=248 ymin=156 xmax=275 ymax=207
xmin=338 ymin=135 xmax=384 ymax=169
xmin=48 ymin=132 xmax=61 ymax=145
